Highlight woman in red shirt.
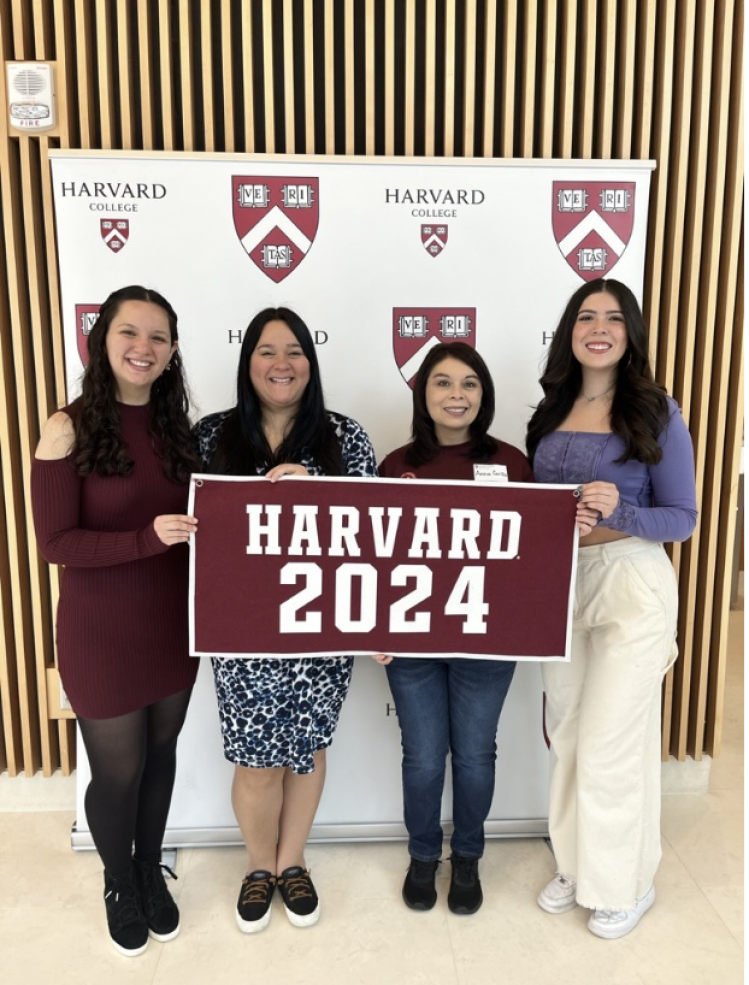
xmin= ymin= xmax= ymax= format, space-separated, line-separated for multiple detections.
xmin=377 ymin=342 xmax=532 ymax=916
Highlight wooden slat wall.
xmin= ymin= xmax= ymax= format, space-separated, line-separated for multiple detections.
xmin=0 ymin=0 xmax=742 ymax=776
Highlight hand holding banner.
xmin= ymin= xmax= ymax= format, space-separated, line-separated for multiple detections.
xmin=189 ymin=475 xmax=578 ymax=661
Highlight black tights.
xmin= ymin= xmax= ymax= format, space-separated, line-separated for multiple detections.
xmin=77 ymin=686 xmax=193 ymax=875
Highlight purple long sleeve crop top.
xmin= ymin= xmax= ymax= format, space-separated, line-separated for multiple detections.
xmin=533 ymin=397 xmax=697 ymax=543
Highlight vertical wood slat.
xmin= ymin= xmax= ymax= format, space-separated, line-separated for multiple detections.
xmin=424 ymin=0 xmax=436 ymax=156
xmin=443 ymin=0 xmax=456 ymax=155
xmin=304 ymin=0 xmax=316 ymax=153
xmin=52 ymin=0 xmax=73 ymax=155
xmin=364 ymin=0 xmax=375 ymax=155
xmin=462 ymin=0 xmax=477 ymax=156
xmin=282 ymin=0 xmax=295 ymax=154
xmin=0 ymin=1 xmax=743 ymax=777
xmin=556 ymin=0 xmax=577 ymax=159
xmin=613 ymin=0 xmax=636 ymax=158
xmin=642 ymin=0 xmax=676 ymax=368
xmin=261 ymin=0 xmax=274 ymax=151
xmin=73 ymin=0 xmax=95 ymax=147
xmin=201 ymin=0 xmax=216 ymax=152
xmin=158 ymin=0 xmax=175 ymax=150
xmin=537 ymin=0 xmax=557 ymax=158
xmin=383 ymin=0 xmax=394 ymax=154
xmin=279 ymin=0 xmax=293 ymax=154
xmin=404 ymin=0 xmax=415 ymax=157
xmin=576 ymin=0 xmax=597 ymax=157
xmin=241 ymin=0 xmax=255 ymax=151
xmin=632 ymin=0 xmax=657 ymax=160
xmin=136 ymin=0 xmax=155 ymax=150
xmin=480 ymin=0 xmax=497 ymax=157
xmin=499 ymin=0 xmax=517 ymax=156
xmin=519 ymin=0 xmax=537 ymax=156
xmin=10 ymin=0 xmax=32 ymax=57
xmin=95 ymin=0 xmax=115 ymax=149
xmin=325 ymin=0 xmax=335 ymax=153
xmin=594 ymin=0 xmax=617 ymax=158
xmin=220 ymin=0 xmax=235 ymax=152
xmin=117 ymin=0 xmax=133 ymax=148
xmin=343 ymin=0 xmax=355 ymax=155
xmin=178 ymin=1 xmax=194 ymax=150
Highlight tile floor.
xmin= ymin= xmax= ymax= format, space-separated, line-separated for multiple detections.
xmin=0 ymin=601 xmax=742 ymax=985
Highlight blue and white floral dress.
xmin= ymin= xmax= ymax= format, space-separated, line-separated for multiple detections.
xmin=195 ymin=410 xmax=378 ymax=774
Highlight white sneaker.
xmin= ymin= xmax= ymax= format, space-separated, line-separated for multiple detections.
xmin=537 ymin=874 xmax=577 ymax=914
xmin=588 ymin=885 xmax=656 ymax=939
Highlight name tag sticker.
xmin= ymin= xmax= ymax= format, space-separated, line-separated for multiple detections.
xmin=473 ymin=464 xmax=509 ymax=483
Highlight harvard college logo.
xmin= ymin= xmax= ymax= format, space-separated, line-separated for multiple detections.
xmin=75 ymin=303 xmax=101 ymax=366
xmin=552 ymin=182 xmax=635 ymax=281
xmin=421 ymin=224 xmax=448 ymax=257
xmin=393 ymin=307 xmax=476 ymax=388
xmin=232 ymin=176 xmax=319 ymax=283
xmin=100 ymin=219 xmax=129 ymax=253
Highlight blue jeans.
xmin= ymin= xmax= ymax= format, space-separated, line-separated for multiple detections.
xmin=385 ymin=656 xmax=516 ymax=861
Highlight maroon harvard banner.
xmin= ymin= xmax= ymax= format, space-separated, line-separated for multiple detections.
xmin=188 ymin=476 xmax=578 ymax=660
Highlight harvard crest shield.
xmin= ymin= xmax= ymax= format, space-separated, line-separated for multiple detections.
xmin=75 ymin=303 xmax=101 ymax=366
xmin=552 ymin=182 xmax=635 ymax=281
xmin=393 ymin=307 xmax=476 ymax=388
xmin=421 ymin=224 xmax=448 ymax=257
xmin=232 ymin=176 xmax=320 ymax=283
xmin=100 ymin=219 xmax=129 ymax=253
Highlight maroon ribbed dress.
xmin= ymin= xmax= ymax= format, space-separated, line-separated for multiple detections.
xmin=31 ymin=402 xmax=198 ymax=719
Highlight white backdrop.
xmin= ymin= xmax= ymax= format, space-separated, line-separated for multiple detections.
xmin=49 ymin=151 xmax=654 ymax=846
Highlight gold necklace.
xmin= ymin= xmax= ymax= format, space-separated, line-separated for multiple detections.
xmin=580 ymin=383 xmax=615 ymax=402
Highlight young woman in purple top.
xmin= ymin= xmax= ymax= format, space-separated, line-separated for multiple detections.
xmin=527 ymin=278 xmax=697 ymax=939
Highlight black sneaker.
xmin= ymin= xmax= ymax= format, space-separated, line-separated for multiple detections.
xmin=447 ymin=854 xmax=483 ymax=915
xmin=103 ymin=865 xmax=149 ymax=956
xmin=236 ymin=870 xmax=276 ymax=933
xmin=277 ymin=866 xmax=320 ymax=927
xmin=402 ymin=857 xmax=439 ymax=911
xmin=133 ymin=855 xmax=180 ymax=941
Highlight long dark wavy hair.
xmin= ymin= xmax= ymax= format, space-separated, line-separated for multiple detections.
xmin=71 ymin=284 xmax=199 ymax=483
xmin=207 ymin=307 xmax=344 ymax=476
xmin=405 ymin=341 xmax=498 ymax=467
xmin=526 ymin=278 xmax=668 ymax=465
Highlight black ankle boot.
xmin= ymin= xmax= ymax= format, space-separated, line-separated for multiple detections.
xmin=402 ymin=857 xmax=439 ymax=910
xmin=133 ymin=854 xmax=180 ymax=941
xmin=103 ymin=864 xmax=149 ymax=956
xmin=447 ymin=854 xmax=483 ymax=915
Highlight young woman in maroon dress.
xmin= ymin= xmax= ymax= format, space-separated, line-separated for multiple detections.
xmin=32 ymin=285 xmax=199 ymax=957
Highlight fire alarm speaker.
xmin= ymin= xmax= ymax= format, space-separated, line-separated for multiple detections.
xmin=7 ymin=62 xmax=56 ymax=131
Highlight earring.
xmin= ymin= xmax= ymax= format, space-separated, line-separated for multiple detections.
xmin=164 ymin=363 xmax=172 ymax=372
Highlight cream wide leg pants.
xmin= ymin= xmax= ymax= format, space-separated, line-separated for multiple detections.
xmin=542 ymin=537 xmax=679 ymax=911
